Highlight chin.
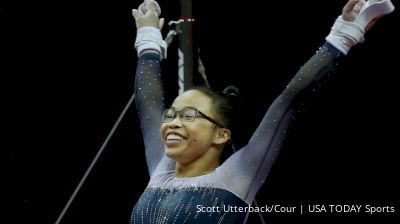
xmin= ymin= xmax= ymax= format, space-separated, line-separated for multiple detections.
xmin=164 ymin=146 xmax=182 ymax=159
xmin=165 ymin=145 xmax=194 ymax=163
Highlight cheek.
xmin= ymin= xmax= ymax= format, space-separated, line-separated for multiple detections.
xmin=159 ymin=124 xmax=167 ymax=135
xmin=187 ymin=125 xmax=212 ymax=143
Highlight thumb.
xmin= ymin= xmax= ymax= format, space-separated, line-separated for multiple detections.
xmin=365 ymin=16 xmax=380 ymax=32
xmin=159 ymin=18 xmax=165 ymax=29
xmin=132 ymin=9 xmax=140 ymax=21
xmin=132 ymin=9 xmax=141 ymax=28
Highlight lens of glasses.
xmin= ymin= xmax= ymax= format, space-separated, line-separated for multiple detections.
xmin=162 ymin=109 xmax=176 ymax=122
xmin=181 ymin=107 xmax=197 ymax=122
xmin=162 ymin=107 xmax=199 ymax=123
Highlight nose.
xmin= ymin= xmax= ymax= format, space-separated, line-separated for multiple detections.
xmin=168 ymin=115 xmax=182 ymax=128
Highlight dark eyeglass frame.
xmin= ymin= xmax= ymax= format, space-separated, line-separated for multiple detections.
xmin=162 ymin=106 xmax=225 ymax=128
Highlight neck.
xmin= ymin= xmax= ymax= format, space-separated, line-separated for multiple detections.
xmin=175 ymin=148 xmax=220 ymax=178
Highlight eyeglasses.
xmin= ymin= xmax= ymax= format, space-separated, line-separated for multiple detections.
xmin=162 ymin=106 xmax=225 ymax=128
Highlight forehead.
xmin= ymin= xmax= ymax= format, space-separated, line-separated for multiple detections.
xmin=171 ymin=90 xmax=212 ymax=111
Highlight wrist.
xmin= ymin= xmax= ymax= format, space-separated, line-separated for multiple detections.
xmin=325 ymin=16 xmax=364 ymax=55
xmin=135 ymin=27 xmax=167 ymax=60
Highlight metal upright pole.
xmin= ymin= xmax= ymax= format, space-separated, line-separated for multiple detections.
xmin=178 ymin=0 xmax=195 ymax=93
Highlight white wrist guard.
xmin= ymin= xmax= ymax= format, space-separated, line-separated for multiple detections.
xmin=135 ymin=27 xmax=167 ymax=60
xmin=326 ymin=0 xmax=395 ymax=55
xmin=326 ymin=16 xmax=364 ymax=55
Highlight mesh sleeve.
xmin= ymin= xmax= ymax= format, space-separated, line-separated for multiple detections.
xmin=217 ymin=42 xmax=344 ymax=204
xmin=134 ymin=53 xmax=171 ymax=176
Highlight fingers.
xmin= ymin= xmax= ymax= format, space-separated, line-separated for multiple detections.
xmin=132 ymin=0 xmax=162 ymax=29
xmin=149 ymin=0 xmax=162 ymax=16
xmin=139 ymin=0 xmax=161 ymax=16
xmin=146 ymin=0 xmax=156 ymax=14
xmin=342 ymin=0 xmax=366 ymax=21
xmin=353 ymin=0 xmax=365 ymax=14
xmin=343 ymin=0 xmax=360 ymax=15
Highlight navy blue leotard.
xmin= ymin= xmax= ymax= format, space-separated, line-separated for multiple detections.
xmin=130 ymin=42 xmax=343 ymax=224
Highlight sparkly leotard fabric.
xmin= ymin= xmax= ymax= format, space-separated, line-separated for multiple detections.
xmin=131 ymin=42 xmax=343 ymax=224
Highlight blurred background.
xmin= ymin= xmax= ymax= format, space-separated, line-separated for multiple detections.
xmin=2 ymin=0 xmax=399 ymax=223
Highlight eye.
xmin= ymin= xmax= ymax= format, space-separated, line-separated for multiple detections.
xmin=183 ymin=113 xmax=195 ymax=119
xmin=183 ymin=109 xmax=196 ymax=119
xmin=164 ymin=110 xmax=175 ymax=119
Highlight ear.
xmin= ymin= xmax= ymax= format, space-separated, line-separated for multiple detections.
xmin=213 ymin=128 xmax=231 ymax=145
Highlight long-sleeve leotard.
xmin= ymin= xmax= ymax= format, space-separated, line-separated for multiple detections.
xmin=134 ymin=42 xmax=343 ymax=206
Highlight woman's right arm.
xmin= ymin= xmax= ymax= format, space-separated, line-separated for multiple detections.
xmin=134 ymin=52 xmax=165 ymax=176
xmin=133 ymin=0 xmax=170 ymax=176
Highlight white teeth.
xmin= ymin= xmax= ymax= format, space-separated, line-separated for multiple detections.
xmin=167 ymin=134 xmax=183 ymax=141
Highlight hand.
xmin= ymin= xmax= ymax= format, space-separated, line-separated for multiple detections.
xmin=342 ymin=0 xmax=365 ymax=21
xmin=132 ymin=0 xmax=165 ymax=29
xmin=342 ymin=0 xmax=394 ymax=32
xmin=132 ymin=0 xmax=168 ymax=59
xmin=342 ymin=0 xmax=377 ymax=32
xmin=326 ymin=0 xmax=394 ymax=54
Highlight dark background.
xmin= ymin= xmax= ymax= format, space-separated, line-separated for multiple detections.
xmin=2 ymin=0 xmax=399 ymax=223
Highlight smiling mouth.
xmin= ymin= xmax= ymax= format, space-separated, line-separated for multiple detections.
xmin=166 ymin=133 xmax=184 ymax=143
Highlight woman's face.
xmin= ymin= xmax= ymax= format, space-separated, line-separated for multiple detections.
xmin=160 ymin=90 xmax=221 ymax=164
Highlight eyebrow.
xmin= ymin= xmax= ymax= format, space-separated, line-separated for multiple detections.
xmin=169 ymin=106 xmax=198 ymax=110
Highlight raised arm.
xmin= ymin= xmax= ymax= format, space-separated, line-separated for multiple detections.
xmin=132 ymin=0 xmax=169 ymax=176
xmin=217 ymin=0 xmax=395 ymax=204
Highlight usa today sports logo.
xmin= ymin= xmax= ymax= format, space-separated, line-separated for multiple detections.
xmin=195 ymin=204 xmax=396 ymax=215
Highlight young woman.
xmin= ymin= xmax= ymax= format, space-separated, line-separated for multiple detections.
xmin=130 ymin=0 xmax=394 ymax=223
